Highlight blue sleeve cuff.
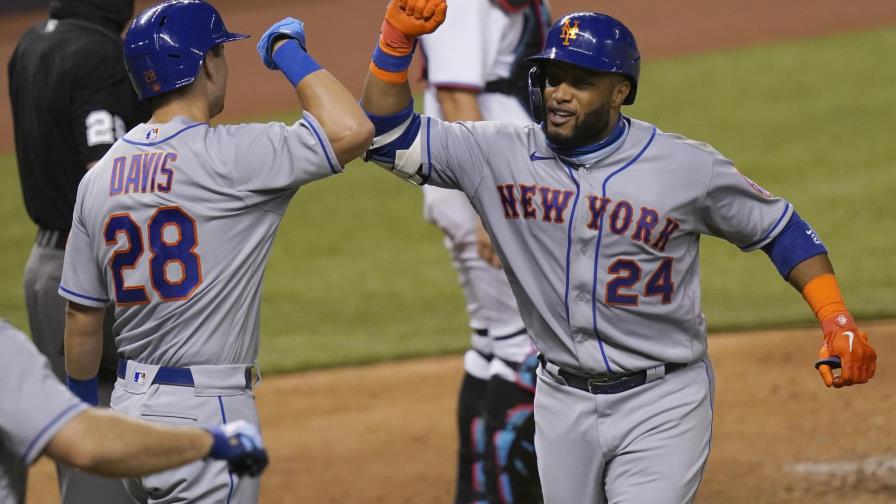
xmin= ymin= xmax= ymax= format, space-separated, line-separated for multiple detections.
xmin=273 ymin=39 xmax=322 ymax=87
xmin=66 ymin=375 xmax=99 ymax=407
xmin=366 ymin=101 xmax=415 ymax=137
xmin=761 ymin=211 xmax=828 ymax=278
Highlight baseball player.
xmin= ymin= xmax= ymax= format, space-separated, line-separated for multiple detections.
xmin=418 ymin=1 xmax=548 ymax=502
xmin=0 ymin=319 xmax=267 ymax=504
xmin=7 ymin=0 xmax=150 ymax=501
xmin=59 ymin=0 xmax=373 ymax=502
xmin=360 ymin=3 xmax=877 ymax=502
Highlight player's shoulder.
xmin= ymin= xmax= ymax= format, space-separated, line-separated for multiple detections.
xmin=630 ymin=117 xmax=726 ymax=160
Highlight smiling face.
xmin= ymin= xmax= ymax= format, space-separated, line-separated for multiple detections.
xmin=541 ymin=61 xmax=631 ymax=150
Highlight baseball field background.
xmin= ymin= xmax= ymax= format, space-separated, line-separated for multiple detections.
xmin=1 ymin=0 xmax=895 ymax=502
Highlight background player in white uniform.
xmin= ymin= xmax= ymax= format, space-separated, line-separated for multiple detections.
xmin=0 ymin=319 xmax=267 ymax=504
xmin=59 ymin=1 xmax=373 ymax=502
xmin=419 ymin=1 xmax=547 ymax=502
xmin=361 ymin=3 xmax=877 ymax=503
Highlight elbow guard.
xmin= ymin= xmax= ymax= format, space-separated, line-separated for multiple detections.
xmin=762 ymin=211 xmax=828 ymax=278
xmin=364 ymin=103 xmax=426 ymax=185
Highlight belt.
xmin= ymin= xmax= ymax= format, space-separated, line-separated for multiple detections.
xmin=539 ymin=355 xmax=688 ymax=395
xmin=117 ymin=359 xmax=255 ymax=389
xmin=36 ymin=228 xmax=69 ymax=250
xmin=473 ymin=327 xmax=528 ymax=340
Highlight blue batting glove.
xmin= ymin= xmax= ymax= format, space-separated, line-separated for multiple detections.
xmin=206 ymin=420 xmax=269 ymax=477
xmin=257 ymin=17 xmax=308 ymax=70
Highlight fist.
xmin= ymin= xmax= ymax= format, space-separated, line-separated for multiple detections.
xmin=384 ymin=0 xmax=447 ymax=38
xmin=816 ymin=320 xmax=876 ymax=388
xmin=206 ymin=420 xmax=269 ymax=477
xmin=258 ymin=17 xmax=308 ymax=70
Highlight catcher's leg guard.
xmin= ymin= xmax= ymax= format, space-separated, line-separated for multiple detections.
xmin=455 ymin=371 xmax=489 ymax=504
xmin=484 ymin=373 xmax=541 ymax=504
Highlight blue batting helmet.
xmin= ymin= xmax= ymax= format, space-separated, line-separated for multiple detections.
xmin=526 ymin=13 xmax=640 ymax=119
xmin=123 ymin=0 xmax=248 ymax=100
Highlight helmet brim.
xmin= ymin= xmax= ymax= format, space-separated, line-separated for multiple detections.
xmin=216 ymin=31 xmax=250 ymax=44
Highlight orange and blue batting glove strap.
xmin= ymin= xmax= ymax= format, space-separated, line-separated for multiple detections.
xmin=803 ymin=274 xmax=877 ymax=388
xmin=370 ymin=0 xmax=447 ymax=84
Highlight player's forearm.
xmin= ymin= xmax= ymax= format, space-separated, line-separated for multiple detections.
xmin=265 ymin=36 xmax=373 ymax=166
xmin=46 ymin=409 xmax=213 ymax=477
xmin=435 ymin=88 xmax=483 ymax=122
xmin=63 ymin=302 xmax=105 ymax=380
xmin=296 ymin=69 xmax=374 ymax=165
xmin=786 ymin=253 xmax=834 ymax=292
xmin=361 ymin=70 xmax=413 ymax=116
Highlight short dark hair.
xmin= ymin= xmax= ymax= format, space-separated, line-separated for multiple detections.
xmin=146 ymin=45 xmax=223 ymax=112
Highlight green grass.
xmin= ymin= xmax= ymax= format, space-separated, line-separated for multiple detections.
xmin=2 ymin=27 xmax=894 ymax=372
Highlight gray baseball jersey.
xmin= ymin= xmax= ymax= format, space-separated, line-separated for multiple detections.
xmin=59 ymin=112 xmax=340 ymax=366
xmin=0 ymin=320 xmax=87 ymax=504
xmin=418 ymin=116 xmax=790 ymax=375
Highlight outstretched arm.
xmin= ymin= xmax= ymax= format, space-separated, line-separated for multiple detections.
xmin=763 ymin=217 xmax=876 ymax=388
xmin=257 ymin=18 xmax=374 ymax=166
xmin=46 ymin=409 xmax=213 ymax=476
xmin=46 ymin=411 xmax=268 ymax=478
xmin=357 ymin=0 xmax=447 ymax=184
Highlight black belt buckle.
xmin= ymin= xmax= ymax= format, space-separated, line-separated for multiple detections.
xmin=586 ymin=372 xmax=644 ymax=394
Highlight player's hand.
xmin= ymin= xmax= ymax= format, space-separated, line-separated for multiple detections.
xmin=476 ymin=221 xmax=502 ymax=269
xmin=815 ymin=322 xmax=876 ymax=388
xmin=384 ymin=0 xmax=447 ymax=38
xmin=206 ymin=420 xmax=269 ymax=477
xmin=257 ymin=17 xmax=308 ymax=70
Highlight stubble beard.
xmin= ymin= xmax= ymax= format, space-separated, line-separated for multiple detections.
xmin=544 ymin=101 xmax=612 ymax=151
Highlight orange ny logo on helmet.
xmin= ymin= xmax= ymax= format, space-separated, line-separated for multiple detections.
xmin=143 ymin=69 xmax=157 ymax=83
xmin=560 ymin=19 xmax=580 ymax=46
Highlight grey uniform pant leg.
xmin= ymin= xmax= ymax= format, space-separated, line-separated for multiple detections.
xmin=534 ymin=359 xmax=715 ymax=504
xmin=113 ymin=378 xmax=260 ymax=503
xmin=24 ymin=243 xmax=134 ymax=504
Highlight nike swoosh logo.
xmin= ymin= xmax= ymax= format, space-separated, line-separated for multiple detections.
xmin=530 ymin=152 xmax=554 ymax=161
xmin=844 ymin=331 xmax=855 ymax=352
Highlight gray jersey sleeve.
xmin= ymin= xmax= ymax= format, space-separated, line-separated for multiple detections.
xmin=0 ymin=321 xmax=87 ymax=465
xmin=421 ymin=117 xmax=508 ymax=195
xmin=696 ymin=153 xmax=792 ymax=251
xmin=59 ymin=179 xmax=109 ymax=308
xmin=229 ymin=111 xmax=342 ymax=198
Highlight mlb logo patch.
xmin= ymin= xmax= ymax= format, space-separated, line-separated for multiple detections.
xmin=145 ymin=127 xmax=160 ymax=141
xmin=133 ymin=371 xmax=146 ymax=384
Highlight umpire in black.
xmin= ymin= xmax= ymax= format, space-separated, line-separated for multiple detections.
xmin=7 ymin=0 xmax=149 ymax=502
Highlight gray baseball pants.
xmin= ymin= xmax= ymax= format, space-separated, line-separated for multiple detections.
xmin=534 ymin=357 xmax=714 ymax=503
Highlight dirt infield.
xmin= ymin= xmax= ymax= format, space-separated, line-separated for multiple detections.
xmin=12 ymin=0 xmax=896 ymax=502
xmin=26 ymin=321 xmax=896 ymax=502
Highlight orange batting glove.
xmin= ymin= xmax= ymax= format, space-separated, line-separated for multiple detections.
xmin=370 ymin=0 xmax=447 ymax=84
xmin=385 ymin=0 xmax=447 ymax=39
xmin=803 ymin=274 xmax=877 ymax=388
xmin=816 ymin=313 xmax=876 ymax=388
